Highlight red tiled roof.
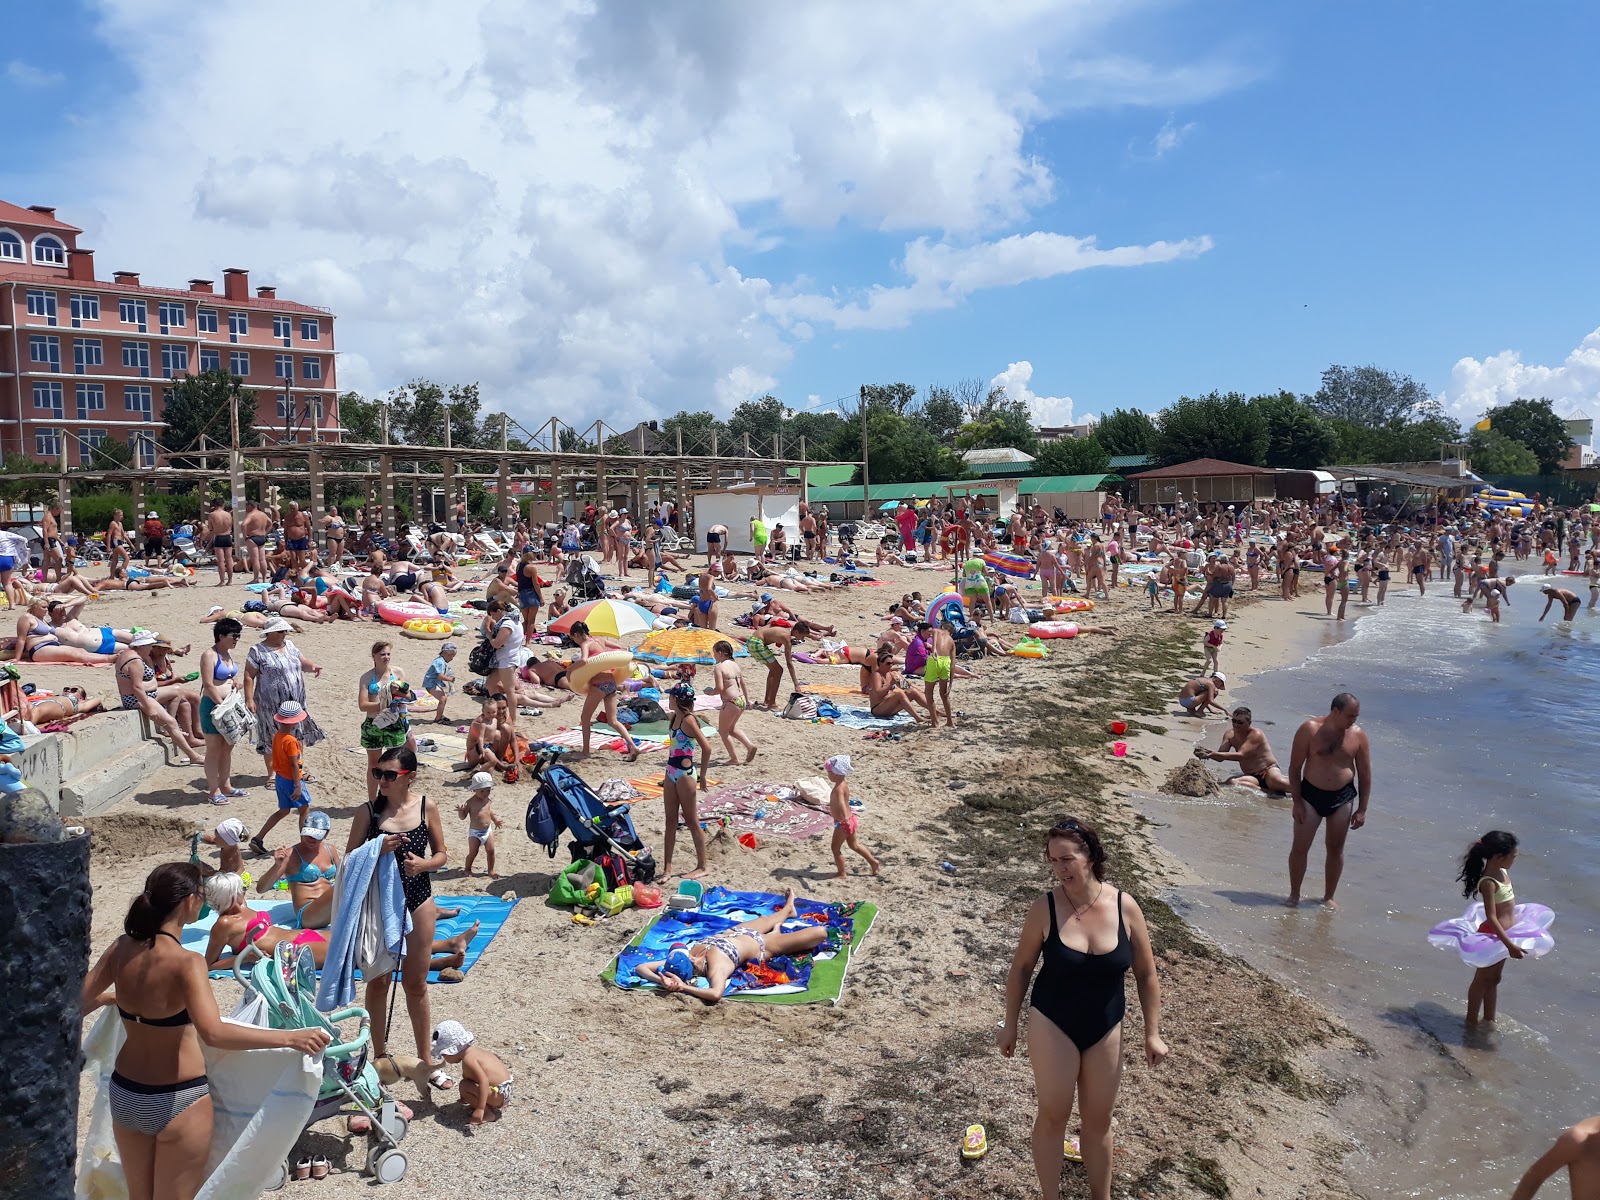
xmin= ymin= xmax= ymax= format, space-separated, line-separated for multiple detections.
xmin=1125 ymin=457 xmax=1274 ymax=478
xmin=0 ymin=200 xmax=82 ymax=233
xmin=0 ymin=263 xmax=332 ymax=316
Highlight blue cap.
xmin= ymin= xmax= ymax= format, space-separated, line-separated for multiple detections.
xmin=663 ymin=944 xmax=696 ymax=982
xmin=760 ymin=593 xmax=772 ymax=603
xmin=301 ymin=810 xmax=332 ymax=841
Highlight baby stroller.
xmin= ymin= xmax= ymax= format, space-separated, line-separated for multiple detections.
xmin=233 ymin=941 xmax=410 ymax=1186
xmin=524 ymin=747 xmax=657 ymax=883
xmin=565 ymin=553 xmax=607 ymax=601
xmin=938 ymin=603 xmax=988 ymax=660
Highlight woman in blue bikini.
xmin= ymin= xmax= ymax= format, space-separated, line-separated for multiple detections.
xmin=659 ymin=684 xmax=712 ymax=881
xmin=199 ymin=618 xmax=246 ymax=806
xmin=252 ymin=810 xmax=342 ymax=929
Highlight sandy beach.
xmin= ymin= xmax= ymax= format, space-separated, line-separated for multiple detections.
xmin=56 ymin=561 xmax=1376 ymax=1199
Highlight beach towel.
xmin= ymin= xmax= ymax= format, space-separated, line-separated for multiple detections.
xmin=78 ymin=1007 xmax=320 ymax=1200
xmin=831 ymin=705 xmax=915 ymax=730
xmin=604 ymin=888 xmax=876 ymax=1005
xmin=625 ymin=773 xmax=724 ymax=797
xmin=697 ymin=781 xmax=834 ymax=840
xmin=798 ymin=682 xmax=866 ymax=697
xmin=632 ymin=628 xmax=749 ymax=664
xmin=316 ymin=838 xmax=410 ymax=1011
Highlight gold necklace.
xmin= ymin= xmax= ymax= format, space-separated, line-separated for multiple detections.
xmin=1062 ymin=884 xmax=1102 ymax=922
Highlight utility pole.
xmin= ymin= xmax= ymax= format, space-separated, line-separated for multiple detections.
xmin=859 ymin=384 xmax=871 ymax=515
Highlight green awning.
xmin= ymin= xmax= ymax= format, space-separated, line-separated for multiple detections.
xmin=785 ymin=464 xmax=857 ymax=487
xmin=1017 ymin=474 xmax=1119 ymax=494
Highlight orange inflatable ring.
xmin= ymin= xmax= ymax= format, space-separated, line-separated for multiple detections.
xmin=402 ymin=617 xmax=454 ymax=639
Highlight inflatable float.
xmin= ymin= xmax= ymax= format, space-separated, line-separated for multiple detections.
xmin=1040 ymin=597 xmax=1095 ymax=612
xmin=926 ymin=593 xmax=967 ymax=625
xmin=982 ymin=551 xmax=1036 ymax=579
xmin=568 ymin=648 xmax=633 ymax=692
xmin=1028 ymin=621 xmax=1079 ymax=639
xmin=1427 ymin=901 xmax=1555 ymax=968
xmin=377 ymin=599 xmax=445 ymax=627
xmin=400 ymin=617 xmax=454 ymax=640
xmin=1011 ymin=637 xmax=1049 ymax=659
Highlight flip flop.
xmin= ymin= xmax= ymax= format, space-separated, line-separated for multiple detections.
xmin=961 ymin=1124 xmax=988 ymax=1160
xmin=1063 ymin=1135 xmax=1083 ymax=1162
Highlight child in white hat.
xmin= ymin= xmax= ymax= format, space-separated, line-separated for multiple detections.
xmin=824 ymin=754 xmax=879 ymax=879
xmin=199 ymin=817 xmax=251 ymax=879
xmin=1202 ymin=619 xmax=1225 ymax=675
xmin=456 ymin=772 xmax=504 ymax=878
xmin=431 ymin=1020 xmax=513 ymax=1124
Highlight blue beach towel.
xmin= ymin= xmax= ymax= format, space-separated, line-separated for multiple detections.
xmin=830 ymin=705 xmax=914 ymax=730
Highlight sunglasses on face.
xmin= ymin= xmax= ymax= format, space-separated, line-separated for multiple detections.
xmin=370 ymin=768 xmax=412 ymax=782
xmin=1051 ymin=819 xmax=1082 ymax=835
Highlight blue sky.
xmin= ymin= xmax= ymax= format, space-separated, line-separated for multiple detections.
xmin=4 ymin=1 xmax=1598 ymax=429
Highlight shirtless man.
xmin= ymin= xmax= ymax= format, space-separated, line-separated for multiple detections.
xmin=1177 ymin=672 xmax=1227 ymax=717
xmin=1286 ymin=692 xmax=1371 ymax=910
xmin=1409 ymin=543 xmax=1431 ymax=595
xmin=1198 ymin=706 xmax=1290 ymax=793
xmin=206 ymin=500 xmax=235 ymax=586
xmin=282 ymin=502 xmax=313 ymax=574
xmin=1512 ymin=1115 xmax=1600 ymax=1200
xmin=241 ymin=500 xmax=272 ymax=583
xmin=799 ymin=510 xmax=818 ymax=562
xmin=1538 ymin=583 xmax=1581 ymax=622
xmin=1205 ymin=554 xmax=1237 ymax=619
xmin=40 ymin=503 xmax=64 ymax=582
xmin=744 ymin=620 xmax=812 ymax=708
xmin=106 ymin=508 xmax=130 ymax=579
xmin=705 ymin=522 xmax=729 ymax=569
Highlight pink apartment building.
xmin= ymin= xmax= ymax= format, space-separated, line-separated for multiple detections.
xmin=0 ymin=200 xmax=339 ymax=466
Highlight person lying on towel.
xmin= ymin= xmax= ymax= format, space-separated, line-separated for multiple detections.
xmin=633 ymin=887 xmax=828 ymax=1004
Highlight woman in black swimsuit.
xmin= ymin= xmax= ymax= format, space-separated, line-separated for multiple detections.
xmin=345 ymin=745 xmax=453 ymax=1089
xmin=80 ymin=863 xmax=329 ymax=1200
xmin=998 ymin=819 xmax=1167 ymax=1200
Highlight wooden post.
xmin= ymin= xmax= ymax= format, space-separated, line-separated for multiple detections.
xmin=744 ymin=432 xmax=752 ymax=481
xmin=442 ymin=457 xmax=456 ymax=529
xmin=57 ymin=476 xmax=72 ymax=535
xmin=595 ymin=456 xmax=607 ymax=514
xmin=229 ymin=390 xmax=246 ymax=517
xmin=131 ymin=478 xmax=145 ymax=524
xmin=380 ymin=454 xmax=396 ymax=543
xmin=498 ymin=458 xmax=513 ymax=530
xmin=711 ymin=429 xmax=720 ymax=490
xmin=675 ymin=462 xmax=685 ymax=514
xmin=306 ymin=450 xmax=325 ymax=555
xmin=636 ymin=462 xmax=647 ymax=518
xmin=549 ymin=456 xmax=561 ymax=521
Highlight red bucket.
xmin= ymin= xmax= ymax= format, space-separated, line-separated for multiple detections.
xmin=1109 ymin=720 xmax=1128 ymax=735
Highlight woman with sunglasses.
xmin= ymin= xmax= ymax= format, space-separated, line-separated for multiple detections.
xmin=346 ymin=746 xmax=454 ymax=1088
xmin=998 ymin=818 xmax=1167 ymax=1200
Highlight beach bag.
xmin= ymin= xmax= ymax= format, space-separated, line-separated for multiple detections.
xmin=525 ymin=789 xmax=562 ymax=856
xmin=781 ymin=693 xmax=818 ymax=721
xmin=467 ymin=637 xmax=495 ymax=677
xmin=548 ymin=860 xmax=605 ymax=908
xmin=211 ymin=689 xmax=256 ymax=747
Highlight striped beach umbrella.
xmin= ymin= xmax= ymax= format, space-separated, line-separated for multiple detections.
xmin=547 ymin=598 xmax=657 ymax=638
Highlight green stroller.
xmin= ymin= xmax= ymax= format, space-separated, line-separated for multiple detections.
xmin=233 ymin=941 xmax=411 ymax=1185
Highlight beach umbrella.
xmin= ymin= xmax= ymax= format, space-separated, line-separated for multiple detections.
xmin=547 ymin=599 xmax=657 ymax=638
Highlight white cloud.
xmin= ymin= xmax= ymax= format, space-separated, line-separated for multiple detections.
xmin=990 ymin=360 xmax=1075 ymax=427
xmin=52 ymin=0 xmax=1234 ymax=426
xmin=1443 ymin=328 xmax=1600 ymax=423
xmin=5 ymin=60 xmax=63 ymax=88
xmin=1132 ymin=115 xmax=1197 ymax=161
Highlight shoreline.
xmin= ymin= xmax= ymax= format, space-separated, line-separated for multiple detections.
xmin=62 ymin=565 xmax=1372 ymax=1198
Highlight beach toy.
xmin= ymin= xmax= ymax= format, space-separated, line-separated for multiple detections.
xmin=1111 ymin=741 xmax=1128 ymax=757
xmin=401 ymin=617 xmax=454 ymax=639
xmin=1028 ymin=621 xmax=1079 ymax=639
xmin=926 ymin=593 xmax=966 ymax=626
xmin=1011 ymin=637 xmax=1048 ymax=659
xmin=1041 ymin=597 xmax=1095 ymax=612
xmin=982 ymin=550 xmax=1036 ymax=579
xmin=738 ymin=832 xmax=759 ymax=850
xmin=633 ymin=884 xmax=663 ymax=909
xmin=377 ymin=598 xmax=442 ymax=627
xmin=567 ymin=649 xmax=633 ymax=693
xmin=1427 ymin=901 xmax=1555 ymax=967
xmin=1110 ymin=720 xmax=1128 ymax=735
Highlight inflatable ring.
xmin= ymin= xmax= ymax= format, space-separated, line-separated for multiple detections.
xmin=402 ymin=618 xmax=454 ymax=640
xmin=1041 ymin=597 xmax=1095 ymax=612
xmin=568 ymin=648 xmax=633 ymax=693
xmin=1012 ymin=639 xmax=1049 ymax=659
xmin=1028 ymin=621 xmax=1079 ymax=639
xmin=377 ymin=599 xmax=442 ymax=626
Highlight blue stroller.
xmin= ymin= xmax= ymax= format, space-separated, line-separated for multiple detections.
xmin=524 ymin=747 xmax=657 ymax=882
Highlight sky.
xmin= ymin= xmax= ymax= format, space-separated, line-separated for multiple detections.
xmin=4 ymin=0 xmax=1598 ymax=435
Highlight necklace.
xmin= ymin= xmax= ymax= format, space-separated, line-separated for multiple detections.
xmin=1062 ymin=884 xmax=1102 ymax=923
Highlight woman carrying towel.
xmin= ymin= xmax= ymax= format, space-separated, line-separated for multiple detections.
xmin=81 ymin=863 xmax=329 ymax=1200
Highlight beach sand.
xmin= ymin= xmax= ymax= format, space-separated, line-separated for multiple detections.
xmin=57 ymin=562 xmax=1368 ymax=1198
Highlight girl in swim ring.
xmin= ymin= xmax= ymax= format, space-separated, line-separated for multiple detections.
xmin=1457 ymin=831 xmax=1529 ymax=1024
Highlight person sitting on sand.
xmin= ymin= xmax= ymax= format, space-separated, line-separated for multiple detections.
xmin=251 ymin=810 xmax=341 ymax=928
xmin=1177 ymin=673 xmax=1227 ymax=717
xmin=1197 ymin=706 xmax=1290 ymax=793
xmin=8 ymin=597 xmax=119 ymax=665
xmin=202 ymin=870 xmax=329 ymax=973
xmin=633 ymin=887 xmax=830 ymax=1005
xmin=1510 ymin=1114 xmax=1600 ymax=1200
xmin=865 ymin=645 xmax=928 ymax=723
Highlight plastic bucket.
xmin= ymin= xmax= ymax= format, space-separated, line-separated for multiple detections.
xmin=1111 ymin=741 xmax=1128 ymax=757
xmin=1109 ymin=720 xmax=1128 ymax=735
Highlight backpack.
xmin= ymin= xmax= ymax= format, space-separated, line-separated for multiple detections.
xmin=467 ymin=636 xmax=496 ymax=677
xmin=593 ymin=847 xmax=657 ymax=889
xmin=525 ymin=789 xmax=562 ymax=856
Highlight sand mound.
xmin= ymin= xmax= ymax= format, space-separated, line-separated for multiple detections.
xmin=1161 ymin=758 xmax=1221 ymax=797
xmin=82 ymin=812 xmax=197 ymax=866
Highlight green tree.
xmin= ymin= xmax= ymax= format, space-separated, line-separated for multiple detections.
xmin=860 ymin=382 xmax=919 ymax=415
xmin=0 ymin=452 xmax=56 ymax=506
xmin=83 ymin=434 xmax=135 ymax=474
xmin=1034 ymin=436 xmax=1111 ymax=476
xmin=915 ymin=385 xmax=968 ymax=445
xmin=726 ymin=395 xmax=788 ymax=450
xmin=953 ymin=388 xmax=1039 ymax=455
xmin=162 ymin=369 xmax=259 ymax=467
xmin=787 ymin=410 xmax=844 ymax=458
xmin=1310 ymin=364 xmax=1434 ymax=426
xmin=1091 ymin=407 xmax=1156 ymax=457
xmin=1478 ymin=398 xmax=1572 ymax=473
xmin=1152 ymin=392 xmax=1268 ymax=466
xmin=1328 ymin=399 xmax=1463 ymax=463
xmin=828 ymin=410 xmax=965 ymax=485
xmin=658 ymin=410 xmax=727 ymax=454
xmin=1467 ymin=428 xmax=1540 ymax=475
xmin=384 ymin=379 xmax=489 ymax=447
xmin=337 ymin=391 xmax=388 ymax=443
xmin=1253 ymin=391 xmax=1338 ymax=468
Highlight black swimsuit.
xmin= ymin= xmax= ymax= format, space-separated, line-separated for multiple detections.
xmin=1030 ymin=890 xmax=1133 ymax=1052
xmin=366 ymin=798 xmax=434 ymax=911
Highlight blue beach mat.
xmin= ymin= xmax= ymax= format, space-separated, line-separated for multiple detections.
xmin=831 ymin=705 xmax=914 ymax=730
xmin=181 ymin=892 xmax=519 ymax=984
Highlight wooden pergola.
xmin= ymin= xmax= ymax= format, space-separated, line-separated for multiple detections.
xmin=0 ymin=414 xmax=857 ymax=543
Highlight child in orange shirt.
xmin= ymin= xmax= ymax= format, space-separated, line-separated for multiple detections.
xmin=252 ymin=700 xmax=312 ymax=852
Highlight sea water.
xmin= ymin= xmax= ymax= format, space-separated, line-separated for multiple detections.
xmin=1143 ymin=588 xmax=1600 ymax=1199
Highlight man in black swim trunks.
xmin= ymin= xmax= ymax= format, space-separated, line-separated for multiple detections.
xmin=1286 ymin=692 xmax=1372 ymax=910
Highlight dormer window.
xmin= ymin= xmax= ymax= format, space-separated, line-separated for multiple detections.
xmin=32 ymin=234 xmax=67 ymax=266
xmin=0 ymin=230 xmax=22 ymax=261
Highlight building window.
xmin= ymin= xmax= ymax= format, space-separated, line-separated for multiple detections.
xmin=26 ymin=289 xmax=57 ymax=325
xmin=124 ymin=384 xmax=153 ymax=418
xmin=70 ymin=293 xmax=100 ymax=325
xmin=157 ymin=301 xmax=186 ymax=332
xmin=35 ymin=427 xmax=61 ymax=458
xmin=129 ymin=432 xmax=156 ymax=467
xmin=301 ymin=356 xmax=322 ymax=381
xmin=29 ymin=334 xmax=62 ymax=370
xmin=200 ymin=348 xmax=221 ymax=372
xmin=73 ymin=338 xmax=103 ymax=373
xmin=119 ymin=297 xmax=147 ymax=331
xmin=32 ymin=234 xmax=66 ymax=266
xmin=197 ymin=308 xmax=218 ymax=334
xmin=123 ymin=341 xmax=150 ymax=378
xmin=33 ymin=381 xmax=64 ymax=418
xmin=160 ymin=344 xmax=189 ymax=378
xmin=276 ymin=393 xmax=292 ymax=419
xmin=229 ymin=350 xmax=250 ymax=376
xmin=0 ymin=229 xmax=22 ymax=261
xmin=228 ymin=311 xmax=248 ymax=341
xmin=273 ymin=315 xmax=291 ymax=343
xmin=76 ymin=383 xmax=107 ymax=419
xmin=275 ymin=353 xmax=293 ymax=379
xmin=83 ymin=428 xmax=107 ymax=449
xmin=301 ymin=317 xmax=320 ymax=341
xmin=314 ymin=396 xmax=325 ymax=421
